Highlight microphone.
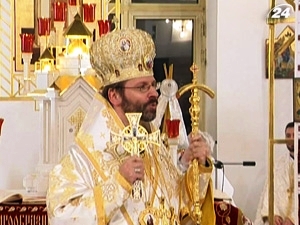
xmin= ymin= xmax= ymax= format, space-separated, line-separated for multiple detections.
xmin=213 ymin=160 xmax=256 ymax=169
xmin=213 ymin=160 xmax=224 ymax=169
xmin=242 ymin=161 xmax=256 ymax=166
xmin=213 ymin=160 xmax=256 ymax=192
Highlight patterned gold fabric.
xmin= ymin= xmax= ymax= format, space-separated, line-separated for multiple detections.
xmin=214 ymin=201 xmax=253 ymax=225
xmin=47 ymin=93 xmax=215 ymax=225
xmin=90 ymin=29 xmax=155 ymax=87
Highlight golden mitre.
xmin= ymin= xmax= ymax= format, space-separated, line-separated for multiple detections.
xmin=90 ymin=28 xmax=156 ymax=87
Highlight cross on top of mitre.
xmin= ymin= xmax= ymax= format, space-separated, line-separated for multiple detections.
xmin=110 ymin=113 xmax=160 ymax=156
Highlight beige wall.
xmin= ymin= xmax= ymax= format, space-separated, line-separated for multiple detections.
xmin=0 ymin=101 xmax=41 ymax=188
xmin=207 ymin=0 xmax=295 ymax=220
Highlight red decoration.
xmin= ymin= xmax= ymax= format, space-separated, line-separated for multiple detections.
xmin=69 ymin=0 xmax=77 ymax=5
xmin=83 ymin=4 xmax=96 ymax=23
xmin=37 ymin=18 xmax=51 ymax=36
xmin=20 ymin=33 xmax=35 ymax=53
xmin=97 ymin=20 xmax=110 ymax=37
xmin=166 ymin=119 xmax=180 ymax=138
xmin=0 ymin=118 xmax=3 ymax=136
xmin=53 ymin=2 xmax=66 ymax=22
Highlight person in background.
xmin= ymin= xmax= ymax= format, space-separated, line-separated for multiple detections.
xmin=46 ymin=28 xmax=215 ymax=225
xmin=254 ymin=122 xmax=295 ymax=225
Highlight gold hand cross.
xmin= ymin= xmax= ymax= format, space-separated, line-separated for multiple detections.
xmin=110 ymin=113 xmax=160 ymax=200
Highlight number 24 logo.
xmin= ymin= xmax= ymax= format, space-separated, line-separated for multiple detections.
xmin=269 ymin=4 xmax=293 ymax=19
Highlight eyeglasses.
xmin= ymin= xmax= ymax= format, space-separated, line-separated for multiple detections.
xmin=120 ymin=81 xmax=160 ymax=93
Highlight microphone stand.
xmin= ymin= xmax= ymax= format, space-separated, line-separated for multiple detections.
xmin=215 ymin=161 xmax=256 ymax=168
xmin=214 ymin=160 xmax=256 ymax=192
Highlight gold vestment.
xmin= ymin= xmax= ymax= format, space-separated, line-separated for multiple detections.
xmin=47 ymin=93 xmax=215 ymax=225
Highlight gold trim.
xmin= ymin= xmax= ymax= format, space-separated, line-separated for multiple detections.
xmin=267 ymin=17 xmax=295 ymax=24
xmin=27 ymin=89 xmax=48 ymax=95
xmin=94 ymin=185 xmax=106 ymax=225
xmin=115 ymin=171 xmax=132 ymax=193
xmin=34 ymin=100 xmax=39 ymax=111
xmin=265 ymin=26 xmax=294 ymax=79
xmin=120 ymin=205 xmax=134 ymax=225
xmin=270 ymin=138 xmax=293 ymax=144
xmin=68 ymin=107 xmax=86 ymax=135
xmin=293 ymin=77 xmax=300 ymax=122
xmin=0 ymin=97 xmax=34 ymax=101
xmin=14 ymin=0 xmax=35 ymax=72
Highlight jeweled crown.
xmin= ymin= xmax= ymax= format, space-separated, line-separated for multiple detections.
xmin=90 ymin=28 xmax=156 ymax=87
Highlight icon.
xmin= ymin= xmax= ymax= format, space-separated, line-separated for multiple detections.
xmin=267 ymin=3 xmax=294 ymax=19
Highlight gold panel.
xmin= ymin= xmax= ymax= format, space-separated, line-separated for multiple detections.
xmin=68 ymin=107 xmax=86 ymax=135
xmin=293 ymin=78 xmax=300 ymax=122
xmin=0 ymin=1 xmax=13 ymax=98
xmin=53 ymin=75 xmax=102 ymax=96
xmin=0 ymin=0 xmax=36 ymax=98
xmin=15 ymin=0 xmax=35 ymax=72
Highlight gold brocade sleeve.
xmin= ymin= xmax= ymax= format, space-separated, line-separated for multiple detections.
xmin=180 ymin=158 xmax=215 ymax=225
xmin=47 ymin=94 xmax=140 ymax=225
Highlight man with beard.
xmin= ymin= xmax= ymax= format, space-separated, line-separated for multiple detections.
xmin=255 ymin=122 xmax=295 ymax=225
xmin=47 ymin=28 xmax=215 ymax=225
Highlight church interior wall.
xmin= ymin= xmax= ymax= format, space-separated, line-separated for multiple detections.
xmin=210 ymin=0 xmax=295 ymax=220
xmin=0 ymin=101 xmax=41 ymax=188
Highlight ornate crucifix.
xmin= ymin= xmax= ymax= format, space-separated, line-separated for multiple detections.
xmin=110 ymin=113 xmax=160 ymax=200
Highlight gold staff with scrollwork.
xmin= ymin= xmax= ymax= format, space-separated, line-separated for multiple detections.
xmin=177 ymin=63 xmax=215 ymax=224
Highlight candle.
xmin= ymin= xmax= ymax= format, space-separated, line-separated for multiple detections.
xmin=97 ymin=20 xmax=110 ymax=37
xmin=69 ymin=0 xmax=76 ymax=5
xmin=166 ymin=119 xmax=180 ymax=138
xmin=83 ymin=4 xmax=96 ymax=23
xmin=0 ymin=118 xmax=4 ymax=136
xmin=104 ymin=20 xmax=110 ymax=34
xmin=20 ymin=33 xmax=35 ymax=53
xmin=37 ymin=17 xmax=51 ymax=36
xmin=53 ymin=2 xmax=66 ymax=22
xmin=98 ymin=20 xmax=104 ymax=36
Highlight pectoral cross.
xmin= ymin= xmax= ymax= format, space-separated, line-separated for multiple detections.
xmin=157 ymin=197 xmax=171 ymax=225
xmin=110 ymin=113 xmax=160 ymax=200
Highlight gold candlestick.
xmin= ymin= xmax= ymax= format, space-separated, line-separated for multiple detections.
xmin=22 ymin=52 xmax=33 ymax=95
